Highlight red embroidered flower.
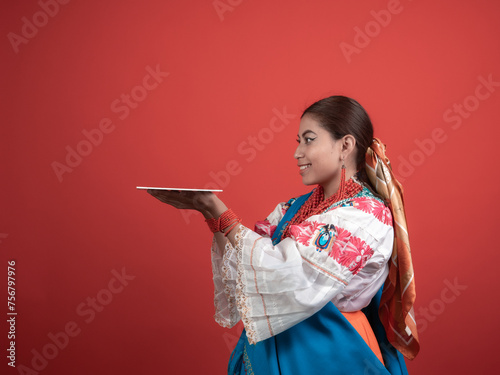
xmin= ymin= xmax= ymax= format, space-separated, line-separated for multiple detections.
xmin=352 ymin=197 xmax=373 ymax=214
xmin=335 ymin=236 xmax=374 ymax=275
xmin=289 ymin=221 xmax=324 ymax=246
xmin=254 ymin=220 xmax=277 ymax=237
xmin=352 ymin=197 xmax=393 ymax=226
xmin=372 ymin=201 xmax=393 ymax=226
xmin=329 ymin=227 xmax=352 ymax=259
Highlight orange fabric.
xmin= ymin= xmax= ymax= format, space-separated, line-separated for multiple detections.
xmin=365 ymin=138 xmax=420 ymax=359
xmin=341 ymin=311 xmax=384 ymax=365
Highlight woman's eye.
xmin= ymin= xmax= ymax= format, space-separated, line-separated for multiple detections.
xmin=297 ymin=137 xmax=316 ymax=144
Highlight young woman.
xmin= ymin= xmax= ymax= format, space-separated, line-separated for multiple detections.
xmin=148 ymin=96 xmax=419 ymax=374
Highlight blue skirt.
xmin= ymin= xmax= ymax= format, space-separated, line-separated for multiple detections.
xmin=228 ymin=289 xmax=408 ymax=375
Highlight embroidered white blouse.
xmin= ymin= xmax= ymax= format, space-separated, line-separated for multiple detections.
xmin=211 ymin=187 xmax=393 ymax=345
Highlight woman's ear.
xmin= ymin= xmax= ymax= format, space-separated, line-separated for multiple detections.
xmin=341 ymin=135 xmax=356 ymax=156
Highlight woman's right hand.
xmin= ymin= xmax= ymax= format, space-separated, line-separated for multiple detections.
xmin=147 ymin=189 xmax=228 ymax=219
xmin=147 ymin=189 xmax=212 ymax=211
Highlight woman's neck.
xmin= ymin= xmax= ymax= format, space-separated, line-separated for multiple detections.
xmin=322 ymin=168 xmax=357 ymax=199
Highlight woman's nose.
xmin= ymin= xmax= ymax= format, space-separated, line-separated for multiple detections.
xmin=294 ymin=144 xmax=303 ymax=159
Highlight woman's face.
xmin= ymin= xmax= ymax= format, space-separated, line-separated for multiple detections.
xmin=294 ymin=114 xmax=343 ymax=197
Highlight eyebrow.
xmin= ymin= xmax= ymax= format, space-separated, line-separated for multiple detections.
xmin=297 ymin=130 xmax=317 ymax=138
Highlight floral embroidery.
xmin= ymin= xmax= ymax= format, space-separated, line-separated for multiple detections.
xmin=289 ymin=221 xmax=324 ymax=246
xmin=372 ymin=201 xmax=392 ymax=225
xmin=254 ymin=220 xmax=277 ymax=237
xmin=351 ymin=197 xmax=373 ymax=213
xmin=330 ymin=234 xmax=374 ymax=275
xmin=350 ymin=197 xmax=393 ymax=226
xmin=329 ymin=226 xmax=351 ymax=257
xmin=290 ymin=220 xmax=374 ymax=274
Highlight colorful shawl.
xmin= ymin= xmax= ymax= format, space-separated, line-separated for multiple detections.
xmin=365 ymin=138 xmax=420 ymax=360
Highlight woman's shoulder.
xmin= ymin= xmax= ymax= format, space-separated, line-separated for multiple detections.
xmin=325 ymin=183 xmax=391 ymax=220
xmin=254 ymin=191 xmax=314 ymax=237
xmin=311 ymin=186 xmax=393 ymax=248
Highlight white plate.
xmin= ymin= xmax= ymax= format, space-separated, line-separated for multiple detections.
xmin=136 ymin=186 xmax=223 ymax=192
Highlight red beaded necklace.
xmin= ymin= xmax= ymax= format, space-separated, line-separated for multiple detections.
xmin=282 ymin=168 xmax=363 ymax=239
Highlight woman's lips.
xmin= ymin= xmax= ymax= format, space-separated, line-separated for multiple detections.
xmin=298 ymin=164 xmax=311 ymax=175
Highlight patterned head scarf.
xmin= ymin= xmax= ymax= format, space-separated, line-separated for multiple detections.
xmin=365 ymin=138 xmax=420 ymax=360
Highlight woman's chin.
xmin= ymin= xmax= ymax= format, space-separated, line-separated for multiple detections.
xmin=300 ymin=177 xmax=316 ymax=186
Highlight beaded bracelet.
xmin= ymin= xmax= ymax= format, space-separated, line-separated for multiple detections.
xmin=223 ymin=218 xmax=241 ymax=237
xmin=205 ymin=209 xmax=240 ymax=233
xmin=205 ymin=217 xmax=219 ymax=233
xmin=219 ymin=209 xmax=238 ymax=232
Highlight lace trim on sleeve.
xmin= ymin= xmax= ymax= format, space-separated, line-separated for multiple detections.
xmin=233 ymin=225 xmax=260 ymax=344
xmin=213 ymin=237 xmax=239 ymax=328
xmin=222 ymin=239 xmax=240 ymax=327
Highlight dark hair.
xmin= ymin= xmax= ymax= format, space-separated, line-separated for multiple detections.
xmin=301 ymin=96 xmax=373 ymax=171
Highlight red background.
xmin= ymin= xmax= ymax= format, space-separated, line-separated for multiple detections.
xmin=1 ymin=0 xmax=499 ymax=374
